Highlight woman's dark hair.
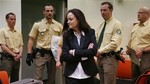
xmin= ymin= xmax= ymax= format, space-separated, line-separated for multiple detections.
xmin=63 ymin=8 xmax=91 ymax=32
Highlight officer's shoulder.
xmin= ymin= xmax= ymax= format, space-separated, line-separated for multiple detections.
xmin=52 ymin=19 xmax=63 ymax=28
xmin=0 ymin=28 xmax=8 ymax=35
xmin=133 ymin=22 xmax=139 ymax=26
xmin=113 ymin=18 xmax=122 ymax=25
xmin=0 ymin=28 xmax=7 ymax=32
xmin=0 ymin=28 xmax=4 ymax=33
xmin=53 ymin=19 xmax=61 ymax=25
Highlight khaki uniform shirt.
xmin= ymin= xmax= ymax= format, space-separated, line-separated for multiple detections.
xmin=96 ymin=17 xmax=123 ymax=53
xmin=29 ymin=18 xmax=63 ymax=50
xmin=130 ymin=19 xmax=150 ymax=51
xmin=0 ymin=27 xmax=23 ymax=53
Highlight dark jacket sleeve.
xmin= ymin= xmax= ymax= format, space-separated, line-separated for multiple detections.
xmin=75 ymin=29 xmax=98 ymax=58
xmin=61 ymin=31 xmax=80 ymax=63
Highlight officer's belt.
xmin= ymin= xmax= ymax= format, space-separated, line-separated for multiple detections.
xmin=101 ymin=51 xmax=115 ymax=57
xmin=1 ymin=52 xmax=19 ymax=59
xmin=142 ymin=51 xmax=150 ymax=55
xmin=36 ymin=48 xmax=52 ymax=54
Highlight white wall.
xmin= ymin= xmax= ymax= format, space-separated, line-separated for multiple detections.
xmin=68 ymin=0 xmax=101 ymax=30
xmin=68 ymin=0 xmax=150 ymax=59
xmin=0 ymin=0 xmax=21 ymax=31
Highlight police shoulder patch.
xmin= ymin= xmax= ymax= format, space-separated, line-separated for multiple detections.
xmin=116 ymin=29 xmax=122 ymax=35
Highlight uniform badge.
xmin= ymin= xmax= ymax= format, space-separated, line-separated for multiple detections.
xmin=41 ymin=32 xmax=44 ymax=36
xmin=116 ymin=29 xmax=121 ymax=35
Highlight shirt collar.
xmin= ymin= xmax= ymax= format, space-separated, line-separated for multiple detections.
xmin=43 ymin=18 xmax=54 ymax=24
xmin=105 ymin=17 xmax=113 ymax=24
xmin=73 ymin=31 xmax=85 ymax=36
xmin=7 ymin=27 xmax=16 ymax=32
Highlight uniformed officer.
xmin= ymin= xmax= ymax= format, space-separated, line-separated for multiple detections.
xmin=126 ymin=7 xmax=150 ymax=84
xmin=0 ymin=12 xmax=23 ymax=83
xmin=96 ymin=2 xmax=123 ymax=84
xmin=26 ymin=3 xmax=63 ymax=84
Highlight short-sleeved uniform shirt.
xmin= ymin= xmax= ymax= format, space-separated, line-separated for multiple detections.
xmin=130 ymin=19 xmax=150 ymax=51
xmin=96 ymin=17 xmax=123 ymax=53
xmin=0 ymin=27 xmax=23 ymax=53
xmin=29 ymin=18 xmax=63 ymax=50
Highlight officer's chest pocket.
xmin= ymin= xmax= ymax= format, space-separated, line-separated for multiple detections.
xmin=52 ymin=26 xmax=61 ymax=36
xmin=104 ymin=31 xmax=112 ymax=40
xmin=5 ymin=35 xmax=11 ymax=43
xmin=13 ymin=34 xmax=21 ymax=45
xmin=140 ymin=30 xmax=150 ymax=39
xmin=38 ymin=29 xmax=47 ymax=38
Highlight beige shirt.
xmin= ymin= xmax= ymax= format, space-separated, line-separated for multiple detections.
xmin=0 ymin=27 xmax=23 ymax=53
xmin=96 ymin=17 xmax=123 ymax=53
xmin=29 ymin=18 xmax=63 ymax=50
xmin=130 ymin=19 xmax=150 ymax=51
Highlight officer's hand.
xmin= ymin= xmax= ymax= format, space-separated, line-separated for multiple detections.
xmin=26 ymin=53 xmax=33 ymax=66
xmin=126 ymin=50 xmax=130 ymax=55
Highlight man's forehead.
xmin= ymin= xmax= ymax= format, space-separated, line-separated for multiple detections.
xmin=44 ymin=6 xmax=53 ymax=11
xmin=101 ymin=4 xmax=109 ymax=9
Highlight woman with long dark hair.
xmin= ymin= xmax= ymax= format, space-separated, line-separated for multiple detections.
xmin=61 ymin=8 xmax=98 ymax=84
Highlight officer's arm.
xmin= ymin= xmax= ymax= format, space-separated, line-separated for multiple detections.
xmin=18 ymin=46 xmax=23 ymax=57
xmin=27 ymin=37 xmax=35 ymax=53
xmin=1 ymin=44 xmax=17 ymax=57
xmin=26 ymin=37 xmax=34 ymax=66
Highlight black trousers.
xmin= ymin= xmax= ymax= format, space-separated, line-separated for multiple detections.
xmin=65 ymin=76 xmax=94 ymax=84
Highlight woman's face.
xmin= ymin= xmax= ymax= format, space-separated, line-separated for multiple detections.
xmin=67 ymin=12 xmax=79 ymax=30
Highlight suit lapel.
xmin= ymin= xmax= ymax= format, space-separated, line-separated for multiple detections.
xmin=72 ymin=35 xmax=80 ymax=48
xmin=71 ymin=31 xmax=86 ymax=49
xmin=80 ymin=34 xmax=85 ymax=49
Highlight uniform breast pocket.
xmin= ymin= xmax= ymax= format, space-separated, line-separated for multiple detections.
xmin=14 ymin=37 xmax=21 ymax=45
xmin=140 ymin=31 xmax=150 ymax=39
xmin=53 ymin=27 xmax=61 ymax=35
xmin=39 ymin=28 xmax=47 ymax=36
xmin=5 ymin=35 xmax=11 ymax=44
xmin=13 ymin=33 xmax=22 ymax=45
xmin=104 ymin=32 xmax=112 ymax=40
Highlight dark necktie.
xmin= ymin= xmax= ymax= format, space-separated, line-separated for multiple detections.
xmin=97 ymin=22 xmax=106 ymax=48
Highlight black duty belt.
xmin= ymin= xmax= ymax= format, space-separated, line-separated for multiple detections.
xmin=35 ymin=48 xmax=53 ymax=57
xmin=0 ymin=52 xmax=18 ymax=60
xmin=101 ymin=51 xmax=116 ymax=57
xmin=36 ymin=48 xmax=51 ymax=54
